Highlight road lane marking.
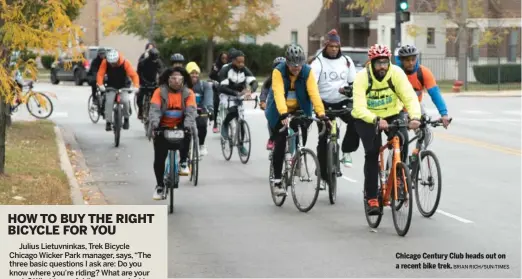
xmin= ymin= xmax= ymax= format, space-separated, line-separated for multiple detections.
xmin=434 ymin=132 xmax=521 ymax=156
xmin=51 ymin=112 xmax=69 ymax=118
xmin=437 ymin=210 xmax=474 ymax=224
xmin=342 ymin=176 xmax=357 ymax=183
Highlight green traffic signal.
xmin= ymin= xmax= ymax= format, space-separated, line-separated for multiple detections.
xmin=399 ymin=1 xmax=408 ymax=10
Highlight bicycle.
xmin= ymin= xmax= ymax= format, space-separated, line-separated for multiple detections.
xmin=322 ymin=106 xmax=352 ymax=205
xmin=154 ymin=127 xmax=186 ymax=214
xmin=88 ymin=88 xmax=103 ymax=123
xmin=268 ymin=110 xmax=326 ymax=213
xmin=407 ymin=115 xmax=452 ymax=218
xmin=364 ymin=119 xmax=414 ymax=237
xmin=10 ymin=81 xmax=54 ymax=119
xmin=105 ymin=87 xmax=134 ymax=148
xmin=220 ymin=92 xmax=258 ymax=164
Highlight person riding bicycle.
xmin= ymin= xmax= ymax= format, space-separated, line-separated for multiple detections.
xmin=186 ymin=61 xmax=213 ymax=156
xmin=170 ymin=53 xmax=185 ymax=68
xmin=311 ymin=29 xmax=360 ymax=176
xmin=260 ymin=57 xmax=286 ymax=150
xmin=138 ymin=42 xmax=156 ymax=62
xmin=217 ymin=50 xmax=258 ymax=156
xmin=265 ymin=44 xmax=327 ymax=195
xmin=148 ymin=67 xmax=197 ymax=200
xmin=96 ymin=49 xmax=140 ymax=131
xmin=87 ymin=48 xmax=106 ymax=107
xmin=396 ymin=44 xmax=451 ymax=128
xmin=351 ymin=44 xmax=421 ymax=215
xmin=137 ymin=47 xmax=163 ymax=119
xmin=210 ymin=51 xmax=229 ymax=133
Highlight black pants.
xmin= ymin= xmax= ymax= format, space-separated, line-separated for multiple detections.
xmin=137 ymin=88 xmax=154 ymax=116
xmin=212 ymin=85 xmax=220 ymax=127
xmin=196 ymin=112 xmax=208 ymax=145
xmin=354 ymin=112 xmax=408 ymax=200
xmin=153 ymin=128 xmax=191 ymax=186
xmin=91 ymin=84 xmax=97 ymax=100
xmin=317 ymin=100 xmax=360 ymax=180
xmin=272 ymin=118 xmax=310 ymax=180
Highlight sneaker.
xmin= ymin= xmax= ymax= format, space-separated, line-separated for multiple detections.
xmin=272 ymin=179 xmax=286 ymax=196
xmin=179 ymin=162 xmax=190 ymax=176
xmin=341 ymin=153 xmax=353 ymax=168
xmin=220 ymin=126 xmax=229 ymax=139
xmin=239 ymin=145 xmax=248 ymax=156
xmin=266 ymin=139 xmax=274 ymax=150
xmin=199 ymin=145 xmax=208 ymax=156
xmin=105 ymin=122 xmax=112 ymax=131
xmin=123 ymin=118 xmax=130 ymax=130
xmin=213 ymin=127 xmax=219 ymax=133
xmin=366 ymin=198 xmax=380 ymax=216
xmin=152 ymin=185 xmax=165 ymax=200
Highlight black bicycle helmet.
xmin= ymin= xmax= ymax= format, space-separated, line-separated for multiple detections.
xmin=149 ymin=48 xmax=160 ymax=60
xmin=285 ymin=44 xmax=306 ymax=67
xmin=170 ymin=53 xmax=185 ymax=63
xmin=398 ymin=44 xmax=419 ymax=57
xmin=272 ymin=57 xmax=286 ymax=68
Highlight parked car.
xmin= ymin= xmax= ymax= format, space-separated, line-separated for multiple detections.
xmin=50 ymin=46 xmax=112 ymax=86
xmin=314 ymin=47 xmax=368 ymax=72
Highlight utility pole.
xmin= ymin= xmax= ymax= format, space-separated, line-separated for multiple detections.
xmin=457 ymin=0 xmax=468 ymax=89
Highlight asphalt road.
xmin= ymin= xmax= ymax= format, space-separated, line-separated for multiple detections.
xmin=13 ymin=82 xmax=521 ymax=278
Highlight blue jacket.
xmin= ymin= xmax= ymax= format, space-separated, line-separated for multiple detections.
xmin=265 ymin=63 xmax=314 ymax=129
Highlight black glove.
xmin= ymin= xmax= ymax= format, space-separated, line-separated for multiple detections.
xmin=279 ymin=113 xmax=289 ymax=121
xmin=318 ymin=114 xmax=329 ymax=122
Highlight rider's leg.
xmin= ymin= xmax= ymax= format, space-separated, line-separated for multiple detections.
xmin=316 ymin=120 xmax=328 ymax=182
xmin=384 ymin=112 xmax=409 ymax=162
xmin=152 ymin=135 xmax=168 ymax=199
xmin=137 ymin=88 xmax=145 ymax=119
xmin=340 ymin=112 xmax=359 ymax=168
xmin=196 ymin=114 xmax=208 ymax=155
xmin=91 ymin=84 xmax=98 ymax=102
xmin=221 ymin=106 xmax=237 ymax=139
xmin=121 ymin=91 xmax=131 ymax=129
xmin=271 ymin=121 xmax=286 ymax=194
xmin=178 ymin=128 xmax=192 ymax=175
xmin=266 ymin=123 xmax=274 ymax=149
xmin=104 ymin=91 xmax=116 ymax=131
xmin=212 ymin=86 xmax=220 ymax=130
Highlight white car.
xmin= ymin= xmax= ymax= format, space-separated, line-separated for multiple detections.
xmin=314 ymin=47 xmax=368 ymax=72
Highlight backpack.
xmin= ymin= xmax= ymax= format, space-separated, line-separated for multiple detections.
xmin=315 ymin=54 xmax=351 ymax=83
xmin=365 ymin=65 xmax=425 ymax=94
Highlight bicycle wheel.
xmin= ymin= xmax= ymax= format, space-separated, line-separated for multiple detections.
xmin=391 ymin=162 xmax=413 ymax=236
xmin=168 ymin=151 xmax=177 ymax=214
xmin=269 ymin=154 xmax=286 ymax=206
xmin=327 ymin=141 xmax=337 ymax=205
xmin=220 ymin=120 xmax=234 ymax=160
xmin=87 ymin=95 xmax=100 ymax=123
xmin=26 ymin=92 xmax=53 ymax=119
xmin=114 ymin=105 xmax=122 ymax=147
xmin=237 ymin=120 xmax=252 ymax=164
xmin=290 ymin=148 xmax=321 ymax=213
xmin=413 ymin=150 xmax=442 ymax=218
xmin=190 ymin=135 xmax=199 ymax=186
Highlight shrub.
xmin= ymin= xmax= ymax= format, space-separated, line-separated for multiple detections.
xmin=472 ymin=64 xmax=521 ymax=84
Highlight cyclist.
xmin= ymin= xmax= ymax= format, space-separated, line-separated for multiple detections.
xmin=311 ymin=29 xmax=359 ymax=175
xmin=210 ymin=51 xmax=228 ymax=133
xmin=138 ymin=42 xmax=155 ymax=62
xmin=186 ymin=61 xmax=213 ymax=156
xmin=265 ymin=44 xmax=328 ymax=195
xmin=86 ymin=48 xmax=106 ymax=108
xmin=96 ymin=49 xmax=140 ymax=131
xmin=137 ymin=47 xmax=163 ymax=119
xmin=149 ymin=66 xmax=197 ymax=200
xmin=170 ymin=53 xmax=185 ymax=68
xmin=396 ymin=45 xmax=451 ymax=128
xmin=217 ymin=50 xmax=258 ymax=156
xmin=260 ymin=56 xmax=286 ymax=150
xmin=351 ymin=44 xmax=421 ymax=215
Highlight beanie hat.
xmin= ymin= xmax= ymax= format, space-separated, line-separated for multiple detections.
xmin=185 ymin=62 xmax=201 ymax=74
xmin=324 ymin=29 xmax=341 ymax=46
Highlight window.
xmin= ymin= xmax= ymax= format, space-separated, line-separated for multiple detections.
xmin=244 ymin=34 xmax=256 ymax=44
xmin=469 ymin=28 xmax=480 ymax=61
xmin=427 ymin=28 xmax=435 ymax=45
xmin=291 ymin=31 xmax=298 ymax=45
xmin=507 ymin=29 xmax=519 ymax=62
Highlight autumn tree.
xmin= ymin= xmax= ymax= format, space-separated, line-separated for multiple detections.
xmin=104 ymin=0 xmax=280 ymax=72
xmin=0 ymin=0 xmax=85 ymax=174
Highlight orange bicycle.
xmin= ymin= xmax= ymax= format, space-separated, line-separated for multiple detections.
xmin=364 ymin=119 xmax=413 ymax=236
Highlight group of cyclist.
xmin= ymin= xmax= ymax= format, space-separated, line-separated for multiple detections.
xmin=85 ymin=29 xmax=451 ymax=208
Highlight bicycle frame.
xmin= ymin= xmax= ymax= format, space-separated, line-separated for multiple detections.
xmin=379 ymin=127 xmax=408 ymax=205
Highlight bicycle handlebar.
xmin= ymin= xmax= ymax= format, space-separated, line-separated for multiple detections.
xmin=105 ymin=87 xmax=135 ymax=93
xmin=278 ymin=110 xmax=327 ymax=137
xmin=325 ymin=106 xmax=352 ymax=118
xmin=422 ymin=116 xmax=453 ymax=128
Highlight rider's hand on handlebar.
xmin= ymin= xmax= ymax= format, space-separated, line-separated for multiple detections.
xmin=378 ymin=118 xmax=388 ymax=131
xmin=441 ymin=115 xmax=451 ymax=129
xmin=259 ymin=101 xmax=266 ymax=110
xmin=279 ymin=113 xmax=289 ymax=126
xmin=408 ymin=119 xmax=421 ymax=130
xmin=98 ymin=85 xmax=106 ymax=92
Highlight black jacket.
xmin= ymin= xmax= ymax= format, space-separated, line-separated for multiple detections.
xmin=137 ymin=56 xmax=163 ymax=86
xmin=86 ymin=56 xmax=103 ymax=85
xmin=217 ymin=64 xmax=258 ymax=96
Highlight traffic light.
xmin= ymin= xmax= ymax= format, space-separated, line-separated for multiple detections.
xmin=398 ymin=0 xmax=410 ymax=23
xmin=399 ymin=0 xmax=409 ymax=11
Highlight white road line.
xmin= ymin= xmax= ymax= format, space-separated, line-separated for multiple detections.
xmin=50 ymin=112 xmax=69 ymax=118
xmin=342 ymin=176 xmax=357 ymax=183
xmin=437 ymin=210 xmax=474 ymax=224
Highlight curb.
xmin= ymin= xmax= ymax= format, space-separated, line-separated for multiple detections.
xmin=54 ymin=126 xmax=85 ymax=205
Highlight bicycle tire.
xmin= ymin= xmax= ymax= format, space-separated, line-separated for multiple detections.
xmin=220 ymin=121 xmax=234 ymax=161
xmin=190 ymin=135 xmax=199 ymax=186
xmin=391 ymin=162 xmax=413 ymax=236
xmin=237 ymin=120 xmax=252 ymax=164
xmin=290 ymin=148 xmax=321 ymax=213
xmin=169 ymin=151 xmax=176 ymax=214
xmin=269 ymin=155 xmax=286 ymax=206
xmin=327 ymin=141 xmax=337 ymax=205
xmin=26 ymin=92 xmax=53 ymax=119
xmin=87 ymin=95 xmax=100 ymax=123
xmin=413 ymin=150 xmax=442 ymax=218
xmin=114 ymin=105 xmax=122 ymax=147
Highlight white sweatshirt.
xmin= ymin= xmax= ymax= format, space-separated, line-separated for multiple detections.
xmin=310 ymin=52 xmax=357 ymax=104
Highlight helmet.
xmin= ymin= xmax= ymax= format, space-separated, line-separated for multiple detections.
xmin=106 ymin=50 xmax=119 ymax=64
xmin=368 ymin=44 xmax=391 ymax=60
xmin=170 ymin=53 xmax=185 ymax=63
xmin=97 ymin=48 xmax=106 ymax=55
xmin=285 ymin=44 xmax=306 ymax=67
xmin=398 ymin=44 xmax=419 ymax=57
xmin=272 ymin=57 xmax=286 ymax=68
xmin=149 ymin=48 xmax=160 ymax=60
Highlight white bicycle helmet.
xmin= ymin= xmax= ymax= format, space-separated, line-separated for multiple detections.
xmin=106 ymin=50 xmax=119 ymax=64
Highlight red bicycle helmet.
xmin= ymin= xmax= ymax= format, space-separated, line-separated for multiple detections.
xmin=368 ymin=44 xmax=392 ymax=60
